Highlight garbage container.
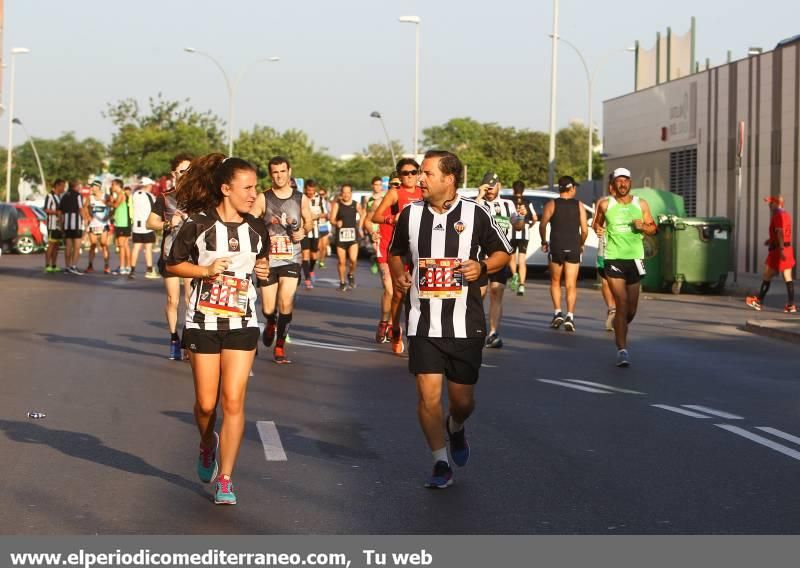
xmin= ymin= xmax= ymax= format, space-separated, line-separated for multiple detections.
xmin=630 ymin=188 xmax=687 ymax=292
xmin=660 ymin=216 xmax=733 ymax=294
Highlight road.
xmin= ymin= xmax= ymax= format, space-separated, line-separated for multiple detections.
xmin=1 ymin=252 xmax=798 ymax=534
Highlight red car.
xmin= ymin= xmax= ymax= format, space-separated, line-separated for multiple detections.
xmin=12 ymin=203 xmax=47 ymax=255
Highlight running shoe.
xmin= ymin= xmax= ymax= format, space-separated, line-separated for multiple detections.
xmin=338 ymin=282 xmax=347 ymax=292
xmin=509 ymin=273 xmax=520 ymax=293
xmin=145 ymin=269 xmax=160 ymax=280
xmin=516 ymin=285 xmax=525 ymax=297
xmin=70 ymin=266 xmax=85 ymax=276
xmin=446 ymin=416 xmax=470 ymax=467
xmin=485 ymin=333 xmax=503 ymax=348
xmin=304 ymin=279 xmax=313 ymax=290
xmin=169 ymin=339 xmax=182 ymax=361
xmin=85 ymin=265 xmax=94 ymax=273
xmin=370 ymin=262 xmax=378 ymax=275
xmin=273 ymin=344 xmax=291 ymax=364
xmin=563 ymin=315 xmax=575 ymax=332
xmin=43 ymin=266 xmax=51 ymax=273
xmin=424 ymin=461 xmax=454 ymax=489
xmin=391 ymin=326 xmax=405 ymax=355
xmin=309 ymin=271 xmax=316 ymax=283
xmin=197 ymin=432 xmax=219 ymax=483
xmin=262 ymin=319 xmax=277 ymax=347
xmin=375 ymin=320 xmax=389 ymax=344
xmin=103 ymin=266 xmax=111 ymax=274
xmin=319 ymin=260 xmax=326 ymax=269
xmin=348 ymin=274 xmax=356 ymax=289
xmin=550 ymin=312 xmax=565 ymax=328
xmin=745 ymin=296 xmax=762 ymax=311
xmin=605 ymin=308 xmax=616 ymax=331
xmin=616 ymin=349 xmax=631 ymax=368
xmin=214 ymin=474 xmax=237 ymax=505
xmin=785 ymin=304 xmax=798 ymax=313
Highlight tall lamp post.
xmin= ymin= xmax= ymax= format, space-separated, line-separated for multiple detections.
xmin=547 ymin=1 xmax=559 ymax=191
xmin=398 ymin=16 xmax=421 ymax=158
xmin=552 ymin=35 xmax=635 ymax=181
xmin=370 ymin=111 xmax=397 ymax=169
xmin=184 ymin=48 xmax=280 ymax=156
xmin=12 ymin=118 xmax=46 ymax=193
xmin=5 ymin=47 xmax=31 ymax=202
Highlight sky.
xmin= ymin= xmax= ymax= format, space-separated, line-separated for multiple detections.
xmin=2 ymin=0 xmax=798 ymax=158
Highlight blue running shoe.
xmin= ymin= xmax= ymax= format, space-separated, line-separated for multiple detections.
xmin=424 ymin=460 xmax=453 ymax=489
xmin=197 ymin=432 xmax=219 ymax=483
xmin=169 ymin=339 xmax=181 ymax=361
xmin=446 ymin=416 xmax=470 ymax=467
xmin=214 ymin=474 xmax=237 ymax=505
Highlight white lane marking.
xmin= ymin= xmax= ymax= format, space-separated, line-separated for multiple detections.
xmin=256 ymin=421 xmax=287 ymax=461
xmin=537 ymin=379 xmax=612 ymax=394
xmin=716 ymin=424 xmax=800 ymax=462
xmin=651 ymin=404 xmax=711 ymax=418
xmin=681 ymin=405 xmax=744 ymax=420
xmin=481 ymin=363 xmax=498 ymax=368
xmin=565 ymin=380 xmax=645 ymax=395
xmin=290 ymin=338 xmax=378 ymax=352
xmin=756 ymin=427 xmax=800 ymax=447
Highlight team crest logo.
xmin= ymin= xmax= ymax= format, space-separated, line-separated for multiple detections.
xmin=454 ymin=220 xmax=466 ymax=234
xmin=229 ymin=237 xmax=240 ymax=251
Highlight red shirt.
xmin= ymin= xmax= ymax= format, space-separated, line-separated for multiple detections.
xmin=769 ymin=209 xmax=792 ymax=246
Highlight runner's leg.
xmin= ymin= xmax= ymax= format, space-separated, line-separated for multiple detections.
xmin=549 ymin=262 xmax=564 ymax=312
xmin=607 ymin=277 xmax=630 ymax=349
xmin=488 ymin=281 xmax=505 ymax=335
xmin=218 ymin=348 xmax=256 ymax=476
xmin=564 ymin=261 xmax=580 ymax=314
xmin=416 ymin=373 xmax=445 ymax=451
xmin=191 ymin=352 xmax=222 ymax=449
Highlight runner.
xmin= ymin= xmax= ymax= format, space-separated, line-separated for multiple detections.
xmin=509 ymin=180 xmax=537 ymax=296
xmin=147 ymin=153 xmax=194 ymax=360
xmin=131 ymin=177 xmax=159 ymax=279
xmin=43 ymin=179 xmax=66 ymax=273
xmin=316 ymin=186 xmax=332 ymax=268
xmin=59 ymin=179 xmax=90 ymax=275
xmin=592 ymin=173 xmax=618 ymax=331
xmin=593 ymin=168 xmax=657 ymax=366
xmin=110 ymin=182 xmax=132 ymax=275
xmin=371 ymin=158 xmax=423 ymax=354
xmin=167 ymin=153 xmax=269 ymax=506
xmin=251 ymin=156 xmax=313 ymax=364
xmin=475 ymin=172 xmax=517 ymax=348
xmin=539 ymin=176 xmax=589 ymax=332
xmin=86 ymin=181 xmax=112 ymax=274
xmin=364 ymin=176 xmax=386 ymax=275
xmin=745 ymin=195 xmax=796 ymax=312
xmin=389 ymin=150 xmax=512 ymax=488
xmin=368 ymin=173 xmax=399 ymax=343
xmin=301 ymin=179 xmax=324 ymax=289
xmin=330 ymin=183 xmax=363 ymax=291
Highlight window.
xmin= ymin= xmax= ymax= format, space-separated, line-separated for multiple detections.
xmin=670 ymin=148 xmax=697 ymax=216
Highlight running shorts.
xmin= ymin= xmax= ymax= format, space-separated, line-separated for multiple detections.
xmin=64 ymin=229 xmax=83 ymax=239
xmin=477 ymin=265 xmax=511 ymax=287
xmin=510 ymin=238 xmax=529 ymax=253
xmin=604 ymin=259 xmax=644 ymax=285
xmin=264 ymin=263 xmax=301 ymax=286
xmin=408 ymin=337 xmax=484 ymax=385
xmin=301 ymin=237 xmax=319 ymax=252
xmin=48 ymin=229 xmax=64 ymax=243
xmin=549 ymin=249 xmax=581 ymax=265
xmin=115 ymin=226 xmax=132 ymax=237
xmin=766 ymin=247 xmax=796 ymax=272
xmin=182 ymin=327 xmax=260 ymax=354
xmin=132 ymin=231 xmax=156 ymax=244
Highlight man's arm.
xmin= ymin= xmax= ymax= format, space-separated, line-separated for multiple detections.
xmin=578 ymin=201 xmax=589 ymax=247
xmin=300 ymin=195 xmax=314 ymax=234
xmin=633 ymin=199 xmax=657 ymax=236
xmin=250 ymin=193 xmax=266 ymax=219
xmin=591 ymin=197 xmax=608 ymax=236
xmin=371 ymin=188 xmax=398 ymax=225
xmin=388 ymin=206 xmax=413 ymax=291
xmin=81 ymin=197 xmax=91 ymax=223
xmin=538 ymin=200 xmax=555 ymax=251
xmin=329 ymin=202 xmax=340 ymax=227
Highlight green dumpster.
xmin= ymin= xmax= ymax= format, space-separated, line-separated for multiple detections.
xmin=659 ymin=217 xmax=733 ymax=294
xmin=630 ymin=188 xmax=686 ymax=292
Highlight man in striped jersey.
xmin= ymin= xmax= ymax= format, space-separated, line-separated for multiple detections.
xmin=59 ymin=179 xmax=90 ymax=275
xmin=301 ymin=179 xmax=326 ymax=289
xmin=43 ymin=178 xmax=66 ymax=273
xmin=389 ymin=150 xmax=512 ymax=489
xmin=509 ymin=180 xmax=538 ymax=295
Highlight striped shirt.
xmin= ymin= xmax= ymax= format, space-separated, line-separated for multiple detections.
xmin=58 ymin=190 xmax=84 ymax=231
xmin=44 ymin=191 xmax=62 ymax=232
xmin=477 ymin=197 xmax=516 ymax=242
xmin=511 ymin=195 xmax=535 ymax=241
xmin=389 ymin=196 xmax=512 ymax=339
xmin=309 ymin=194 xmax=329 ymax=238
xmin=167 ymin=210 xmax=270 ymax=331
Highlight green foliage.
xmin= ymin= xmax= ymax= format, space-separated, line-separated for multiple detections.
xmin=334 ymin=142 xmax=405 ymax=190
xmin=105 ymin=94 xmax=225 ymax=177
xmin=13 ymin=133 xmax=106 ymax=186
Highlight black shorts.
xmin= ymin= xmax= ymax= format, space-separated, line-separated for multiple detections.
xmin=264 ymin=263 xmax=301 ymax=286
xmin=48 ymin=229 xmax=64 ymax=243
xmin=301 ymin=237 xmax=319 ymax=252
xmin=115 ymin=226 xmax=132 ymax=237
xmin=336 ymin=240 xmax=358 ymax=250
xmin=64 ymin=229 xmax=83 ymax=240
xmin=510 ymin=239 xmax=528 ymax=253
xmin=549 ymin=249 xmax=581 ymax=265
xmin=604 ymin=259 xmax=645 ymax=285
xmin=182 ymin=327 xmax=260 ymax=354
xmin=478 ymin=265 xmax=511 ymax=287
xmin=132 ymin=231 xmax=156 ymax=244
xmin=89 ymin=225 xmax=109 ymax=235
xmin=408 ymin=337 xmax=484 ymax=385
xmin=158 ymin=257 xmax=176 ymax=278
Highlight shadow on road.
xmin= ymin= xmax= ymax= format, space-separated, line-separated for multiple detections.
xmin=36 ymin=332 xmax=163 ymax=358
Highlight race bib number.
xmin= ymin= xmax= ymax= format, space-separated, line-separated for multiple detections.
xmin=90 ymin=225 xmax=104 ymax=235
xmin=198 ymin=274 xmax=250 ymax=318
xmin=494 ymin=216 xmax=511 ymax=231
xmin=417 ymin=258 xmax=465 ymax=300
xmin=634 ymin=258 xmax=647 ymax=276
xmin=270 ymin=235 xmax=294 ymax=261
xmin=339 ymin=227 xmax=356 ymax=243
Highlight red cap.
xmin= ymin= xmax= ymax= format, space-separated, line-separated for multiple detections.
xmin=763 ymin=195 xmax=784 ymax=206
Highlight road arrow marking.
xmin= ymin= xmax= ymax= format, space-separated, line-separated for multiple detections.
xmin=256 ymin=421 xmax=288 ymax=461
xmin=651 ymin=404 xmax=712 ymax=418
xmin=537 ymin=379 xmax=613 ymax=394
xmin=681 ymin=405 xmax=743 ymax=420
xmin=565 ymin=380 xmax=645 ymax=395
xmin=756 ymin=427 xmax=800 ymax=446
xmin=716 ymin=424 xmax=800 ymax=462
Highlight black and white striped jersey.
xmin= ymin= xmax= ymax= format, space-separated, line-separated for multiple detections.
xmin=477 ymin=197 xmax=516 ymax=242
xmin=511 ymin=196 xmax=535 ymax=241
xmin=167 ymin=209 xmax=270 ymax=331
xmin=389 ymin=196 xmax=512 ymax=339
xmin=309 ymin=195 xmax=328 ymax=238
xmin=58 ymin=190 xmax=84 ymax=231
xmin=44 ymin=191 xmax=62 ymax=232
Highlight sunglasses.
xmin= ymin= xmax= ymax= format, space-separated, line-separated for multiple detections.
xmin=390 ymin=181 xmax=401 ymax=187
xmin=399 ymin=170 xmax=419 ymax=176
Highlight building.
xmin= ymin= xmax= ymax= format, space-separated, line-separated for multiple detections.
xmin=603 ymin=35 xmax=800 ymax=275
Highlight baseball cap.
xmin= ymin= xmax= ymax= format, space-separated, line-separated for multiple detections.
xmin=139 ymin=176 xmax=155 ymax=186
xmin=764 ymin=195 xmax=784 ymax=206
xmin=558 ymin=176 xmax=577 ymax=192
xmin=611 ymin=167 xmax=631 ymax=180
xmin=481 ymin=172 xmax=499 ymax=188
xmin=89 ymin=180 xmax=102 ymax=188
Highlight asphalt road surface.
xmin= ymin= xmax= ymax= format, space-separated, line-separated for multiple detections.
xmin=1 ymin=252 xmax=798 ymax=534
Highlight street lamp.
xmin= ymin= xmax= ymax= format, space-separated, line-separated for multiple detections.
xmin=550 ymin=35 xmax=635 ymax=181
xmin=398 ymin=16 xmax=421 ymax=158
xmin=184 ymin=48 xmax=280 ymax=156
xmin=5 ymin=47 xmax=31 ymax=202
xmin=12 ymin=118 xmax=47 ymax=194
xmin=370 ymin=111 xmax=397 ymax=170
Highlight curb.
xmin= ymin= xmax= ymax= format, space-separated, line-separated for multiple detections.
xmin=744 ymin=319 xmax=800 ymax=344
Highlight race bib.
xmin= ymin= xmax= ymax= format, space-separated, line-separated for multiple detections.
xmin=417 ymin=258 xmax=465 ymax=299
xmin=634 ymin=258 xmax=647 ymax=276
xmin=90 ymin=225 xmax=104 ymax=235
xmin=339 ymin=227 xmax=356 ymax=243
xmin=270 ymin=235 xmax=294 ymax=261
xmin=197 ymin=274 xmax=250 ymax=318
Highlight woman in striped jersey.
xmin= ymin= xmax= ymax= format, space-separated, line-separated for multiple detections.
xmin=167 ymin=153 xmax=270 ymax=506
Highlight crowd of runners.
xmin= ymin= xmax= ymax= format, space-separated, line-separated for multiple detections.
xmin=36 ymin=150 xmax=796 ymax=504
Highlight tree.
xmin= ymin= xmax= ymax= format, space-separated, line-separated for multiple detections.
xmin=13 ymin=133 xmax=106 ymax=186
xmin=554 ymin=121 xmax=602 ymax=182
xmin=105 ymin=94 xmax=225 ymax=177
xmin=334 ymin=142 xmax=405 ymax=190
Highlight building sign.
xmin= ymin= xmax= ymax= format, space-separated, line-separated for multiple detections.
xmin=667 ymin=82 xmax=697 ymax=142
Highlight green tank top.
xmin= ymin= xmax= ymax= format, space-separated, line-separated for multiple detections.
xmin=604 ymin=196 xmax=644 ymax=260
xmin=114 ymin=194 xmax=131 ymax=228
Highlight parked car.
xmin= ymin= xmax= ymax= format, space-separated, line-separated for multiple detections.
xmin=12 ymin=203 xmax=46 ymax=254
xmin=0 ymin=203 xmax=19 ymax=254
